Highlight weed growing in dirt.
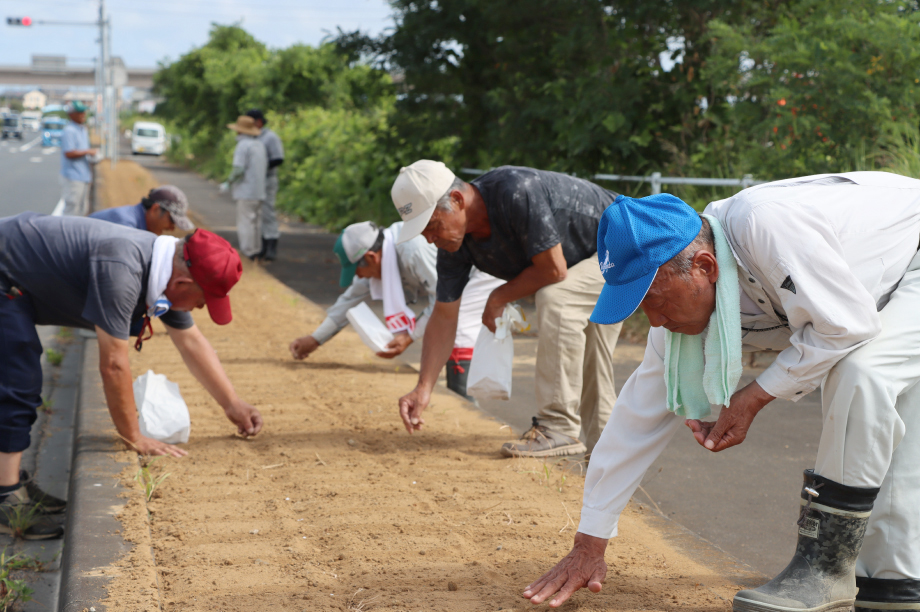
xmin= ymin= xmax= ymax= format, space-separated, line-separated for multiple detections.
xmin=0 ymin=549 xmax=38 ymax=610
xmin=135 ymin=457 xmax=171 ymax=502
xmin=44 ymin=349 xmax=63 ymax=367
xmin=0 ymin=503 xmax=42 ymax=540
xmin=346 ymin=588 xmax=379 ymax=611
xmin=516 ymin=458 xmax=584 ymax=493
xmin=56 ymin=328 xmax=72 ymax=340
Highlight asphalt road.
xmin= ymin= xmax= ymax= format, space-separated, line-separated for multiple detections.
xmin=0 ymin=130 xmax=64 ymax=215
xmin=125 ymin=149 xmax=825 ymax=578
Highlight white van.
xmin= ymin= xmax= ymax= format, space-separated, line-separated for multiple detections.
xmin=131 ymin=121 xmax=167 ymax=155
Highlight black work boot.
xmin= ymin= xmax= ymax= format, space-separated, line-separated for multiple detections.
xmin=733 ymin=469 xmax=879 ymax=612
xmin=856 ymin=577 xmax=920 ymax=612
xmin=262 ymin=238 xmax=278 ymax=262
xmin=445 ymin=358 xmax=472 ymax=400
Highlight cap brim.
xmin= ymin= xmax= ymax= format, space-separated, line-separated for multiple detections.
xmin=396 ymin=206 xmax=436 ymax=244
xmin=205 ymin=293 xmax=233 ymax=325
xmin=339 ymin=261 xmax=358 ymax=288
xmin=589 ymin=267 xmax=658 ymax=325
xmin=172 ymin=214 xmax=195 ymax=232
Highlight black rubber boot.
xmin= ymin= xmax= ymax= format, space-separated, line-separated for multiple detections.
xmin=445 ymin=358 xmax=472 ymax=400
xmin=262 ymin=238 xmax=278 ymax=262
xmin=733 ymin=470 xmax=880 ymax=612
xmin=856 ymin=577 xmax=920 ymax=612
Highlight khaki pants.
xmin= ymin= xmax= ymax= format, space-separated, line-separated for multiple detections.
xmin=534 ymin=256 xmax=622 ymax=453
xmin=236 ymin=199 xmax=263 ymax=258
xmin=262 ymin=174 xmax=280 ymax=240
xmin=62 ymin=180 xmax=89 ymax=217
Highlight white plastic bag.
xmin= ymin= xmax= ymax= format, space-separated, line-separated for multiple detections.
xmin=133 ymin=370 xmax=191 ymax=444
xmin=467 ymin=305 xmax=527 ymax=400
xmin=346 ymin=302 xmax=395 ymax=353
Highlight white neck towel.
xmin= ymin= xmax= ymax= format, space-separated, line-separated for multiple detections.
xmin=369 ymin=226 xmax=416 ymax=334
xmin=147 ymin=235 xmax=179 ymax=317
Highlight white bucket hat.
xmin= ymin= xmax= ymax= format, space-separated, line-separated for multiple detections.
xmin=391 ymin=160 xmax=456 ymax=243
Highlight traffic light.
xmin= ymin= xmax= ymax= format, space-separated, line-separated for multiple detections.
xmin=6 ymin=16 xmax=32 ymax=26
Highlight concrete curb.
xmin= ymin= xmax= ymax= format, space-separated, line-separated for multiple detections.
xmin=57 ymin=339 xmax=161 ymax=612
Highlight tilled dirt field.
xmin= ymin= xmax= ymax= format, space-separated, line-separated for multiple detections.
xmin=99 ymin=264 xmax=745 ymax=612
xmin=96 ymin=160 xmax=747 ymax=611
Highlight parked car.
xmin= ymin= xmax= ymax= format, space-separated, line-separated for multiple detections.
xmin=131 ymin=121 xmax=167 ymax=155
xmin=41 ymin=117 xmax=65 ymax=147
xmin=21 ymin=111 xmax=41 ymax=131
xmin=2 ymin=115 xmax=23 ymax=140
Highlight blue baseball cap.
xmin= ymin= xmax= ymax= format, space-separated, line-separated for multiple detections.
xmin=590 ymin=194 xmax=702 ymax=325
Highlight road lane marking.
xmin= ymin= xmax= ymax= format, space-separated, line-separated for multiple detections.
xmin=30 ymin=157 xmax=42 ymax=163
xmin=43 ymin=147 xmax=57 ymax=155
xmin=52 ymin=198 xmax=65 ymax=216
xmin=19 ymin=136 xmax=42 ymax=152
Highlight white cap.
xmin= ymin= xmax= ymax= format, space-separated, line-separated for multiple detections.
xmin=341 ymin=221 xmax=379 ymax=263
xmin=390 ymin=160 xmax=456 ymax=243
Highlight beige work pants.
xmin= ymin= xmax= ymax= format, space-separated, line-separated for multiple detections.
xmin=62 ymin=179 xmax=89 ymax=217
xmin=534 ymin=256 xmax=622 ymax=453
xmin=236 ymin=199 xmax=263 ymax=258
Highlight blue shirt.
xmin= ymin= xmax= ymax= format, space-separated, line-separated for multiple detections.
xmin=89 ymin=202 xmax=147 ymax=231
xmin=60 ymin=121 xmax=92 ymax=183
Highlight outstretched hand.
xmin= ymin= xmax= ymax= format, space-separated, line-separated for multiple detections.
xmin=398 ymin=386 xmax=430 ymax=434
xmin=685 ymin=380 xmax=774 ymax=452
xmin=224 ymin=399 xmax=263 ymax=437
xmin=522 ymin=532 xmax=608 ymax=607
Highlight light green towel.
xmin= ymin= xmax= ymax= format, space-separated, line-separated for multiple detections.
xmin=663 ymin=214 xmax=742 ymax=419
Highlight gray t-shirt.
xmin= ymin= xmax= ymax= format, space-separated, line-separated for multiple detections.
xmin=258 ymin=128 xmax=285 ymax=177
xmin=231 ymin=135 xmax=268 ymax=200
xmin=0 ymin=213 xmax=193 ymax=339
xmin=436 ymin=166 xmax=618 ymax=302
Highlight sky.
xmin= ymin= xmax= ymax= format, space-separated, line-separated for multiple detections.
xmin=0 ymin=0 xmax=395 ymax=69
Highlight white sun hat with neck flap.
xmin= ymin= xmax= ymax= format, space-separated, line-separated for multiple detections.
xmin=391 ymin=160 xmax=456 ymax=244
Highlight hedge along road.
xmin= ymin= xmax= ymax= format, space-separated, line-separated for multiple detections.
xmin=124 ymin=149 xmax=826 ymax=577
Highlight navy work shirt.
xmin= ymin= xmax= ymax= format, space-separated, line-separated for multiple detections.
xmin=89 ymin=202 xmax=147 ymax=231
xmin=436 ymin=166 xmax=618 ymax=302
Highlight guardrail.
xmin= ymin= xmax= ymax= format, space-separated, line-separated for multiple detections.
xmin=459 ymin=168 xmax=766 ymax=194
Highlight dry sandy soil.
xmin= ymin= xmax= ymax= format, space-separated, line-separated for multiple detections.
xmin=97 ymin=161 xmax=748 ymax=611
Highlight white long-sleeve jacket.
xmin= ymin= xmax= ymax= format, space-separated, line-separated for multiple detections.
xmin=579 ymin=172 xmax=920 ymax=539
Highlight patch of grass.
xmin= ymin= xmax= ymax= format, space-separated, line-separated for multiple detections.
xmin=0 ymin=503 xmax=42 ymax=541
xmin=44 ymin=349 xmax=63 ymax=367
xmin=135 ymin=457 xmax=171 ymax=502
xmin=0 ymin=549 xmax=37 ymax=610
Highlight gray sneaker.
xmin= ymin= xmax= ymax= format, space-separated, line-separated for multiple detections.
xmin=500 ymin=417 xmax=587 ymax=458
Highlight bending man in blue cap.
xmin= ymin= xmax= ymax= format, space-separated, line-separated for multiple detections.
xmin=525 ymin=172 xmax=920 ymax=612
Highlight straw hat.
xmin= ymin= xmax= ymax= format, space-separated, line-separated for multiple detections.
xmin=226 ymin=115 xmax=260 ymax=136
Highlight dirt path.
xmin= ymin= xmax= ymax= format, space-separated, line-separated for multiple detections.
xmin=95 ymin=160 xmax=749 ymax=611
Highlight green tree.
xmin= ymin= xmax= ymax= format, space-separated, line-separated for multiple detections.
xmin=702 ymin=0 xmax=920 ymax=178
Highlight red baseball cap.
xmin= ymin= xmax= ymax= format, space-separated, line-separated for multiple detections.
xmin=182 ymin=230 xmax=242 ymax=325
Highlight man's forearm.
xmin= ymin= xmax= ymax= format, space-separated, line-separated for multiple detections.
xmin=98 ymin=346 xmax=142 ymax=443
xmin=167 ymin=325 xmax=237 ymax=409
xmin=417 ymin=303 xmax=459 ymax=391
xmin=491 ymin=243 xmax=568 ymax=305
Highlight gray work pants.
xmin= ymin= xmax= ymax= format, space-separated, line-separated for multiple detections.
xmin=236 ymin=199 xmax=263 ymax=258
xmin=262 ymin=174 xmax=280 ymax=240
xmin=61 ymin=179 xmax=90 ymax=216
